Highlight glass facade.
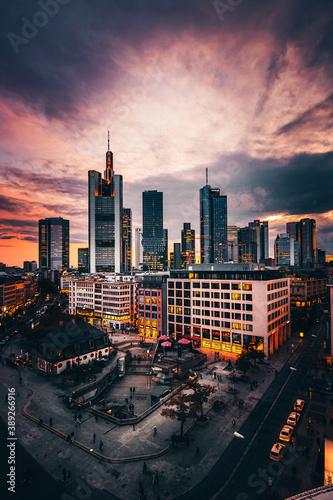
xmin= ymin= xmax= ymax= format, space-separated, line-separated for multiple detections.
xmin=38 ymin=217 xmax=69 ymax=272
xmin=200 ymin=184 xmax=227 ymax=264
xmin=142 ymin=191 xmax=167 ymax=270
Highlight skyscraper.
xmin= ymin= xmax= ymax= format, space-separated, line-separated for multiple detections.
xmin=200 ymin=174 xmax=227 ymax=264
xmin=142 ymin=190 xmax=167 ymax=270
xmin=38 ymin=217 xmax=69 ymax=273
xmin=300 ymin=218 xmax=316 ymax=267
xmin=135 ymin=228 xmax=143 ymax=268
xmin=181 ymin=222 xmax=195 ymax=266
xmin=227 ymin=226 xmax=240 ymax=263
xmin=274 ymin=234 xmax=300 ymax=266
xmin=238 ymin=226 xmax=257 ymax=263
xmin=88 ymin=133 xmax=123 ymax=273
xmin=248 ymin=220 xmax=269 ymax=263
xmin=123 ymin=208 xmax=132 ymax=273
xmin=78 ymin=248 xmax=89 ymax=273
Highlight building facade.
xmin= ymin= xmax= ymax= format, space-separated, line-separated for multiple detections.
xmin=181 ymin=222 xmax=195 ymax=266
xmin=142 ymin=190 xmax=167 ymax=271
xmin=300 ymin=218 xmax=316 ymax=267
xmin=167 ymin=264 xmax=290 ymax=358
xmin=88 ymin=136 xmax=123 ymax=273
xmin=227 ymin=226 xmax=240 ymax=263
xmin=39 ymin=217 xmax=69 ymax=274
xmin=238 ymin=226 xmax=257 ymax=263
xmin=78 ymin=248 xmax=89 ymax=273
xmin=200 ymin=184 xmax=228 ymax=264
xmin=0 ymin=276 xmax=38 ymax=316
xmin=290 ymin=276 xmax=327 ymax=307
xmin=123 ymin=208 xmax=132 ymax=273
xmin=248 ymin=220 xmax=269 ymax=263
xmin=275 ymin=234 xmax=300 ymax=266
xmin=68 ymin=275 xmax=137 ymax=330
xmin=137 ymin=274 xmax=168 ymax=339
xmin=135 ymin=228 xmax=143 ymax=268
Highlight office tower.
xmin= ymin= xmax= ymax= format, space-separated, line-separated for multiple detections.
xmin=88 ymin=133 xmax=123 ymax=273
xmin=123 ymin=208 xmax=132 ymax=273
xmin=274 ymin=234 xmax=300 ymax=266
xmin=200 ymin=173 xmax=227 ymax=264
xmin=172 ymin=243 xmax=181 ymax=269
xmin=78 ymin=248 xmax=89 ymax=273
xmin=300 ymin=218 xmax=316 ymax=267
xmin=227 ymin=226 xmax=240 ymax=263
xmin=317 ymin=248 xmax=326 ymax=264
xmin=238 ymin=226 xmax=257 ymax=263
xmin=248 ymin=220 xmax=269 ymax=263
xmin=135 ymin=228 xmax=143 ymax=268
xmin=39 ymin=217 xmax=69 ymax=273
xmin=286 ymin=222 xmax=300 ymax=242
xmin=181 ymin=222 xmax=195 ymax=266
xmin=142 ymin=190 xmax=167 ymax=271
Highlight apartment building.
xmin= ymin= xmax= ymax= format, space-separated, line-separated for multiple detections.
xmin=137 ymin=274 xmax=168 ymax=339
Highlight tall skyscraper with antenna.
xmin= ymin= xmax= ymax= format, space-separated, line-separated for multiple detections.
xmin=200 ymin=168 xmax=227 ymax=264
xmin=88 ymin=133 xmax=123 ymax=273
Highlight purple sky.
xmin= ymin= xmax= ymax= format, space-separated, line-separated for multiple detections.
xmin=1 ymin=0 xmax=333 ymax=266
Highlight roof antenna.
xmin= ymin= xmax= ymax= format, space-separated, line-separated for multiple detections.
xmin=206 ymin=167 xmax=208 ymax=185
xmin=108 ymin=130 xmax=110 ymax=151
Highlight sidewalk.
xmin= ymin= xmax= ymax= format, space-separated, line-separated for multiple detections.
xmin=0 ymin=335 xmax=302 ymax=500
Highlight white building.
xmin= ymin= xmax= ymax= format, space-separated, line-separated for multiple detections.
xmin=167 ymin=264 xmax=290 ymax=359
xmin=68 ymin=274 xmax=137 ymax=330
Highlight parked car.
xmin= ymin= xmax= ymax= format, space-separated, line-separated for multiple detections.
xmin=270 ymin=443 xmax=287 ymax=461
xmin=279 ymin=425 xmax=294 ymax=442
xmin=293 ymin=399 xmax=305 ymax=412
xmin=287 ymin=412 xmax=300 ymax=426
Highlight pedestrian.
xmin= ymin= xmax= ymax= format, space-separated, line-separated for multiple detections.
xmin=49 ymin=417 xmax=53 ymax=427
xmin=143 ymin=462 xmax=147 ymax=474
xmin=67 ymin=434 xmax=71 ymax=442
xmin=292 ymin=466 xmax=297 ymax=479
xmin=99 ymin=440 xmax=103 ymax=450
xmin=154 ymin=426 xmax=157 ymax=436
xmin=195 ymin=446 xmax=200 ymax=457
xmin=130 ymin=387 xmax=132 ymax=394
xmin=62 ymin=468 xmax=67 ymax=481
xmin=232 ymin=419 xmax=236 ymax=426
xmin=133 ymin=387 xmax=135 ymax=394
xmin=93 ymin=433 xmax=96 ymax=443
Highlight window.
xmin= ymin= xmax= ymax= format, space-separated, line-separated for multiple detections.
xmin=176 ymin=315 xmax=182 ymax=323
xmin=212 ymin=330 xmax=220 ymax=341
xmin=243 ymin=324 xmax=253 ymax=331
xmin=168 ymin=282 xmax=174 ymax=288
xmin=224 ymin=293 xmax=230 ymax=299
xmin=232 ymin=322 xmax=241 ymax=330
xmin=242 ymin=283 xmax=252 ymax=291
xmin=221 ymin=283 xmax=230 ymax=289
xmin=222 ymin=331 xmax=230 ymax=343
xmin=232 ymin=283 xmax=241 ymax=290
xmin=168 ymin=298 xmax=174 ymax=305
xmin=232 ymin=333 xmax=241 ymax=344
xmin=184 ymin=299 xmax=190 ymax=306
xmin=184 ymin=291 xmax=191 ymax=298
xmin=176 ymin=307 xmax=182 ymax=314
xmin=243 ymin=294 xmax=252 ymax=301
xmin=168 ymin=306 xmax=174 ymax=313
xmin=184 ymin=282 xmax=190 ymax=289
xmin=176 ymin=282 xmax=182 ymax=289
xmin=176 ymin=290 xmax=182 ymax=297
xmin=176 ymin=298 xmax=182 ymax=306
xmin=168 ymin=314 xmax=174 ymax=321
xmin=193 ymin=282 xmax=200 ymax=288
xmin=202 ymin=282 xmax=209 ymax=289
xmin=231 ymin=293 xmax=241 ymax=300
xmin=211 ymin=283 xmax=219 ymax=289
xmin=202 ymin=329 xmax=210 ymax=339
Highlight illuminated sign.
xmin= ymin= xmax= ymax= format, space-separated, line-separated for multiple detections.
xmin=76 ymin=308 xmax=94 ymax=317
xmin=202 ymin=341 xmax=211 ymax=348
xmin=102 ymin=314 xmax=130 ymax=321
xmin=212 ymin=342 xmax=220 ymax=350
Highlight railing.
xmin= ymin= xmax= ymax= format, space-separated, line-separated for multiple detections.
xmin=285 ymin=484 xmax=333 ymax=499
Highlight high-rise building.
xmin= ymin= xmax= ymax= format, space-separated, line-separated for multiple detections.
xmin=238 ymin=226 xmax=257 ymax=263
xmin=88 ymin=134 xmax=123 ymax=273
xmin=172 ymin=243 xmax=181 ymax=269
xmin=123 ymin=208 xmax=132 ymax=273
xmin=300 ymin=218 xmax=316 ymax=267
xmin=286 ymin=222 xmax=300 ymax=243
xmin=135 ymin=228 xmax=143 ymax=268
xmin=227 ymin=226 xmax=240 ymax=263
xmin=274 ymin=234 xmax=300 ymax=266
xmin=181 ymin=222 xmax=195 ymax=266
xmin=200 ymin=175 xmax=227 ymax=264
xmin=142 ymin=190 xmax=167 ymax=270
xmin=248 ymin=220 xmax=269 ymax=263
xmin=78 ymin=248 xmax=89 ymax=273
xmin=38 ymin=217 xmax=69 ymax=273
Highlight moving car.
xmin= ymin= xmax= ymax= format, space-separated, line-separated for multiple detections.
xmin=279 ymin=425 xmax=294 ymax=442
xmin=293 ymin=399 xmax=305 ymax=412
xmin=270 ymin=443 xmax=287 ymax=461
xmin=287 ymin=412 xmax=300 ymax=426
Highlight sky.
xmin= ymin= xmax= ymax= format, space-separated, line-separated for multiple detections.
xmin=1 ymin=0 xmax=333 ymax=267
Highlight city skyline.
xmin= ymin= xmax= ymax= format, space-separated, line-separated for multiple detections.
xmin=1 ymin=0 xmax=333 ymax=266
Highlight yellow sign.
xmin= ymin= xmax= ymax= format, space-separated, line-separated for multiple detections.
xmin=76 ymin=309 xmax=94 ymax=317
xmin=102 ymin=314 xmax=130 ymax=321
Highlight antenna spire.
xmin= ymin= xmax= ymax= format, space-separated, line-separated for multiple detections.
xmin=206 ymin=168 xmax=208 ymax=185
xmin=108 ymin=130 xmax=110 ymax=151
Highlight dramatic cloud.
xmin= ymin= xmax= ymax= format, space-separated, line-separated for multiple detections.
xmin=0 ymin=0 xmax=332 ymax=265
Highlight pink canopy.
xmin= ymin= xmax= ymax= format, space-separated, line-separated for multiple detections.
xmin=161 ymin=341 xmax=172 ymax=347
xmin=178 ymin=338 xmax=191 ymax=344
xmin=159 ymin=335 xmax=170 ymax=341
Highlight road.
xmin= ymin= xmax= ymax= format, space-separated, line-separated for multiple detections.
xmin=175 ymin=321 xmax=325 ymax=500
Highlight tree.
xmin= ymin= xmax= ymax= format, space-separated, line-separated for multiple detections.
xmin=235 ymin=352 xmax=252 ymax=375
xmin=161 ymin=392 xmax=196 ymax=437
xmin=185 ymin=379 xmax=217 ymax=420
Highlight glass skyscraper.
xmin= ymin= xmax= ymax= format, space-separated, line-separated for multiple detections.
xmin=122 ymin=208 xmax=132 ymax=273
xmin=142 ymin=190 xmax=167 ymax=270
xmin=248 ymin=220 xmax=269 ymax=263
xmin=200 ymin=183 xmax=227 ymax=264
xmin=181 ymin=222 xmax=195 ymax=266
xmin=38 ymin=217 xmax=69 ymax=273
xmin=88 ymin=136 xmax=123 ymax=273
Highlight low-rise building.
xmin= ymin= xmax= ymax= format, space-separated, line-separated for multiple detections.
xmin=167 ymin=264 xmax=290 ymax=359
xmin=68 ymin=274 xmax=137 ymax=330
xmin=31 ymin=320 xmax=112 ymax=375
xmin=290 ymin=276 xmax=327 ymax=307
xmin=0 ymin=275 xmax=38 ymax=316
